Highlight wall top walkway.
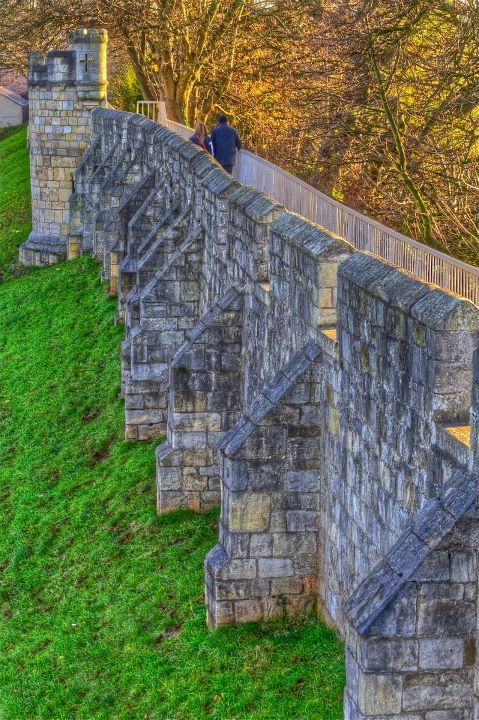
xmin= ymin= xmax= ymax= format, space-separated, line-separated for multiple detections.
xmin=137 ymin=100 xmax=479 ymax=306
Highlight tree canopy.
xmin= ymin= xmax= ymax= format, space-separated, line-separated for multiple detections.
xmin=1 ymin=0 xmax=478 ymax=261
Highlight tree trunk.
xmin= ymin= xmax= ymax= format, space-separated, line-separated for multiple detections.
xmin=127 ymin=46 xmax=156 ymax=100
xmin=368 ymin=41 xmax=434 ymax=246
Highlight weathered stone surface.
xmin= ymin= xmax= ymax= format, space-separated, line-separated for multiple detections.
xmin=229 ymin=493 xmax=271 ymax=531
xmin=357 ymin=672 xmax=403 ymax=715
xmin=402 ymin=672 xmax=472 ymax=712
xmin=419 ymin=638 xmax=464 ymax=670
xmin=258 ymin=558 xmax=294 ymax=578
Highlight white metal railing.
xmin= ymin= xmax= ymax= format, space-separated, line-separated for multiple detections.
xmin=136 ymin=101 xmax=167 ymax=124
xmin=136 ymin=100 xmax=479 ymax=305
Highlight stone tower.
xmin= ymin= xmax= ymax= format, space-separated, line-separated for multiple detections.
xmin=20 ymin=28 xmax=107 ymax=266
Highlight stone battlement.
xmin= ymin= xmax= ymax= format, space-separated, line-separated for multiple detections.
xmin=28 ymin=29 xmax=108 ymax=91
xmin=21 ymin=32 xmax=479 ymax=720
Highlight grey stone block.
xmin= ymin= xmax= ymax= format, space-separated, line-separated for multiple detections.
xmin=218 ymin=558 xmax=257 ymax=581
xmin=402 ymin=673 xmax=472 ymax=712
xmin=204 ymin=544 xmax=228 ymax=576
xmin=271 ymin=577 xmax=304 ymax=595
xmin=359 ymin=638 xmax=418 ymax=672
xmin=419 ymin=638 xmax=464 ymax=670
xmin=441 ymin=474 xmax=477 ymax=518
xmin=417 ymin=599 xmax=476 ymax=636
xmin=411 ymin=551 xmax=450 ymax=582
xmin=249 ymin=533 xmax=273 ymax=557
xmin=157 ymin=466 xmax=182 ymax=490
xmin=425 ymin=712 xmax=468 ymax=720
xmin=450 ymin=551 xmax=476 ymax=582
xmin=387 ymin=531 xmax=429 ymax=577
xmin=286 ymin=510 xmax=317 ymax=532
xmin=345 ymin=562 xmax=406 ymax=635
xmin=272 ymin=532 xmax=317 ymax=556
xmin=365 ymin=583 xmax=418 ymax=638
xmin=412 ymin=499 xmax=456 ymax=548
xmin=285 ymin=470 xmax=319 ymax=493
xmin=357 ymin=672 xmax=403 ymax=716
xmin=258 ymin=558 xmax=294 ymax=578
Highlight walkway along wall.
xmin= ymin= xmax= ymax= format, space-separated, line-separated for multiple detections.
xmin=21 ymin=35 xmax=479 ymax=720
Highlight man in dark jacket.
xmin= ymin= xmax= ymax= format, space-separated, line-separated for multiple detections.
xmin=211 ymin=115 xmax=242 ymax=174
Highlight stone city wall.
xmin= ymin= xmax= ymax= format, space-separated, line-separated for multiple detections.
xmin=21 ymin=34 xmax=479 ymax=719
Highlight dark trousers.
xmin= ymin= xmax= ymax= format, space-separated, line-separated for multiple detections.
xmin=221 ymin=164 xmax=234 ymax=175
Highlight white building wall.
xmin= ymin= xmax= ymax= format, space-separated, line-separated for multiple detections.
xmin=0 ymin=95 xmax=24 ymax=127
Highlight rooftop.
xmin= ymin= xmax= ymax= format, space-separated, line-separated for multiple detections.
xmin=0 ymin=85 xmax=29 ymax=107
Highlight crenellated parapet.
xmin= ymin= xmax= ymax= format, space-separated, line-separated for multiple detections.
xmin=21 ymin=30 xmax=479 ymax=720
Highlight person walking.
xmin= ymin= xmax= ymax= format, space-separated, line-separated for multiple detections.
xmin=211 ymin=115 xmax=242 ymax=174
xmin=190 ymin=121 xmax=212 ymax=154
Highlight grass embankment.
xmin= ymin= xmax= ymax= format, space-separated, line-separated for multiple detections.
xmin=0 ymin=125 xmax=344 ymax=719
xmin=0 ymin=125 xmax=31 ymax=282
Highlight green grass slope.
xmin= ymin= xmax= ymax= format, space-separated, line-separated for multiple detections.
xmin=0 ymin=126 xmax=31 ymax=283
xmin=0 ymin=128 xmax=344 ymax=720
